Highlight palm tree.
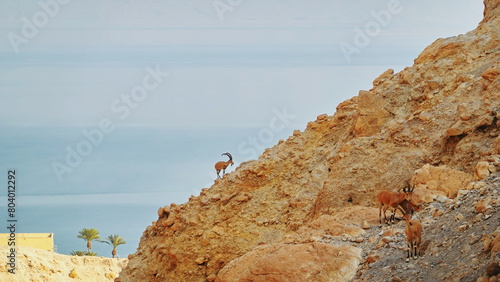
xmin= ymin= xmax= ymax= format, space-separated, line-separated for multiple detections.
xmin=70 ymin=250 xmax=97 ymax=256
xmin=70 ymin=250 xmax=86 ymax=256
xmin=77 ymin=228 xmax=101 ymax=252
xmin=101 ymin=234 xmax=127 ymax=258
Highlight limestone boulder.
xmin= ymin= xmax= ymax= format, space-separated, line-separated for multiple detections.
xmin=216 ymin=243 xmax=361 ymax=282
xmin=413 ymin=164 xmax=472 ymax=199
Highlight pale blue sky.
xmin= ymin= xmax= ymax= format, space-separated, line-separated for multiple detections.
xmin=0 ymin=0 xmax=484 ymax=129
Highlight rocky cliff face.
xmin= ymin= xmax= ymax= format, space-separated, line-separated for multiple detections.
xmin=118 ymin=1 xmax=500 ymax=281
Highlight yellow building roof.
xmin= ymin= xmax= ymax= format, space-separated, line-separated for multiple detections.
xmin=0 ymin=233 xmax=54 ymax=252
xmin=0 ymin=233 xmax=53 ymax=238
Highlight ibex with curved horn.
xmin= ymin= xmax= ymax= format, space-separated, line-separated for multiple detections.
xmin=215 ymin=152 xmax=233 ymax=178
xmin=377 ymin=180 xmax=414 ymax=226
xmin=389 ymin=181 xmax=418 ymax=223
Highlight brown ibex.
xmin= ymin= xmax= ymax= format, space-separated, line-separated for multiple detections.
xmin=393 ymin=198 xmax=424 ymax=222
xmin=403 ymin=212 xmax=422 ymax=262
xmin=215 ymin=152 xmax=233 ymax=178
xmin=390 ymin=181 xmax=421 ymax=223
xmin=377 ymin=181 xmax=414 ymax=226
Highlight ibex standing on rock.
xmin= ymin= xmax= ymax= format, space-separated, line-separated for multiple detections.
xmin=377 ymin=181 xmax=414 ymax=226
xmin=389 ymin=181 xmax=420 ymax=223
xmin=403 ymin=212 xmax=422 ymax=262
xmin=215 ymin=152 xmax=233 ymax=178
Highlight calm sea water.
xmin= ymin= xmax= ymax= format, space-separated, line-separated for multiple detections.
xmin=14 ymin=194 xmax=170 ymax=257
xmin=0 ymin=126 xmax=294 ymax=256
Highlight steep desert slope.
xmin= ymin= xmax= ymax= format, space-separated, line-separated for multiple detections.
xmin=118 ymin=0 xmax=500 ymax=281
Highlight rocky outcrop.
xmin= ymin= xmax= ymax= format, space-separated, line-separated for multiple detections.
xmin=118 ymin=1 xmax=500 ymax=281
xmin=216 ymin=243 xmax=361 ymax=282
xmin=0 ymin=246 xmax=127 ymax=282
xmin=413 ymin=164 xmax=472 ymax=199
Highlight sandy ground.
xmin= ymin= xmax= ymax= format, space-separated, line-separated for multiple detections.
xmin=0 ymin=246 xmax=127 ymax=282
